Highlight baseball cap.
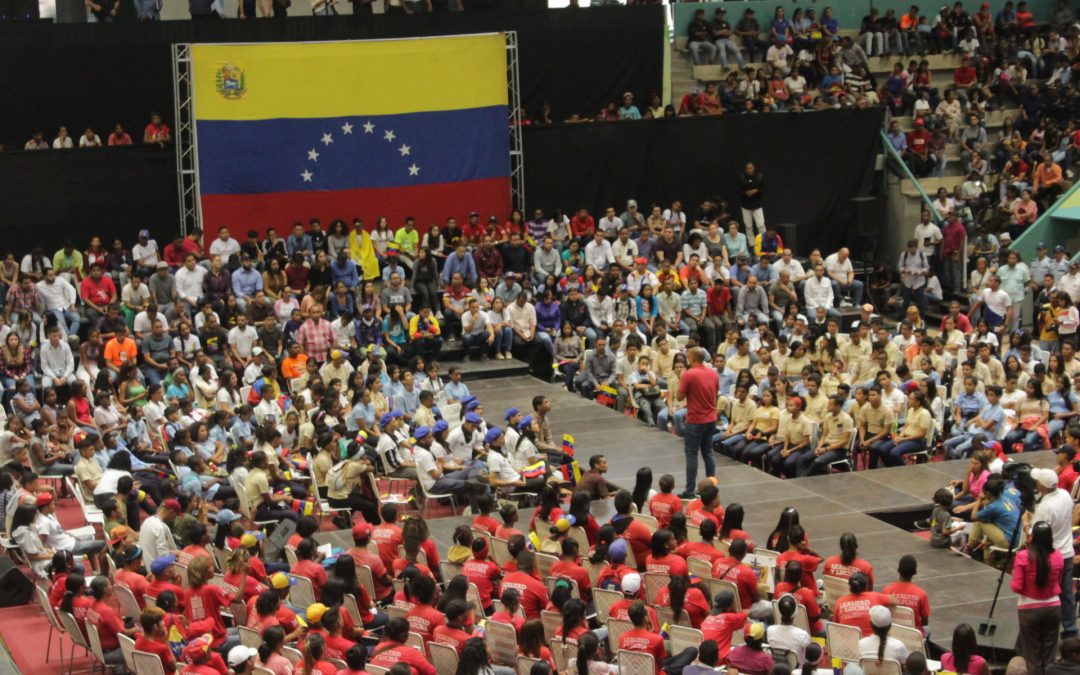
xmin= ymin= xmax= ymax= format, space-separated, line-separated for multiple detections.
xmin=621 ymin=572 xmax=642 ymax=595
xmin=306 ymin=603 xmax=329 ymax=623
xmin=330 ymin=349 xmax=342 ymax=360
xmin=413 ymin=426 xmax=431 ymax=440
xmin=517 ymin=415 xmax=534 ymax=431
xmin=464 ymin=412 xmax=483 ymax=425
xmin=433 ymin=420 xmax=449 ymax=434
xmin=608 ymin=538 xmax=627 ymax=562
xmin=240 ymin=533 xmax=259 ymax=548
xmin=270 ymin=572 xmax=296 ymax=590
xmin=1037 ymin=242 xmax=1048 ymax=249
xmin=138 ymin=229 xmax=150 ymax=239
xmin=352 ymin=522 xmax=373 ymax=540
xmin=108 ymin=525 xmax=131 ymax=546
xmin=504 ymin=407 xmax=520 ymax=420
xmin=634 ymin=257 xmax=647 ymax=265
xmin=870 ymin=605 xmax=893 ymax=628
xmin=35 ymin=492 xmax=53 ymax=507
xmin=156 ymin=261 xmax=169 ymax=269
xmin=1032 ymin=467 xmax=1059 ymax=489
xmin=627 ymin=199 xmax=638 ymax=208
xmin=1056 ymin=244 xmax=1068 ymax=253
xmin=484 ymin=427 xmax=504 ymax=444
xmin=252 ymin=346 xmax=264 ymax=356
xmin=228 ymin=646 xmax=259 ymax=668
xmin=150 ymin=554 xmax=177 ymax=576
xmin=746 ymin=622 xmax=766 ymax=640
xmin=162 ymin=498 xmax=182 ymax=513
xmin=215 ymin=509 xmax=241 ymax=525
xmin=183 ymin=636 xmax=213 ymax=664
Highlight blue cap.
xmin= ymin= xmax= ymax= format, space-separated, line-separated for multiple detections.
xmin=504 ymin=407 xmax=520 ymax=420
xmin=379 ymin=410 xmax=402 ymax=427
xmin=215 ymin=509 xmax=241 ymax=525
xmin=433 ymin=420 xmax=449 ymax=434
xmin=1038 ymin=242 xmax=1047 ymax=249
xmin=517 ymin=415 xmax=534 ymax=431
xmin=150 ymin=554 xmax=177 ymax=575
xmin=608 ymin=538 xmax=627 ymax=562
xmin=464 ymin=412 xmax=483 ymax=425
xmin=461 ymin=395 xmax=477 ymax=407
xmin=484 ymin=427 xmax=504 ymax=444
xmin=413 ymin=426 xmax=431 ymax=440
xmin=466 ymin=400 xmax=481 ymax=411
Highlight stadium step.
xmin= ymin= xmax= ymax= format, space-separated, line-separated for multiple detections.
xmin=436 ymin=337 xmax=531 ymax=381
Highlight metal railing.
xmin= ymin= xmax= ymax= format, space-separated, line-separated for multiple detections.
xmin=879 ymin=130 xmax=942 ymax=225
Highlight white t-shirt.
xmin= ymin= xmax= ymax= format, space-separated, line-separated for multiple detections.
xmin=415 ymin=447 xmax=438 ymax=492
xmin=487 ymin=449 xmax=521 ymax=483
xmin=175 ymin=266 xmax=207 ymax=301
xmin=766 ymin=624 xmax=812 ymax=665
xmin=132 ymin=241 xmax=160 ymax=267
xmin=122 ymin=283 xmax=150 ymax=308
xmin=824 ymin=253 xmax=854 ymax=282
xmin=209 ymin=238 xmax=241 ymax=259
xmin=979 ymin=287 xmax=1011 ymax=317
xmin=858 ymin=636 xmax=909 ymax=663
xmin=913 ymin=223 xmax=943 ymax=257
xmin=228 ymin=326 xmax=259 ymax=358
xmin=94 ymin=468 xmax=131 ymax=496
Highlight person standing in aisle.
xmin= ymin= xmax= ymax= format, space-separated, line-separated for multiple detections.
xmin=676 ymin=347 xmax=719 ymax=498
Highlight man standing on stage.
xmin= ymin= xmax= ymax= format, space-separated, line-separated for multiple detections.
xmin=676 ymin=347 xmax=720 ymax=498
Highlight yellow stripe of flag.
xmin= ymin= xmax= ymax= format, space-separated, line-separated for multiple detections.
xmin=192 ymin=33 xmax=507 ymax=121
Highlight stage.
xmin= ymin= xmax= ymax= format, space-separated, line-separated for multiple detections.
xmin=432 ymin=375 xmax=1054 ymax=657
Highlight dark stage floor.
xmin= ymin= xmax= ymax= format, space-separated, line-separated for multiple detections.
xmin=433 ymin=375 xmax=1059 ymax=656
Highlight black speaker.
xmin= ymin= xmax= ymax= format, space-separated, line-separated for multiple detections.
xmin=0 ymin=558 xmax=33 ymax=607
xmin=851 ymin=196 xmax=880 ymax=236
xmin=775 ymin=222 xmax=797 ymax=254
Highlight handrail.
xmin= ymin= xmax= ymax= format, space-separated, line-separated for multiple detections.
xmin=880 ymin=130 xmax=942 ymax=225
xmin=1010 ymin=178 xmax=1080 ymax=262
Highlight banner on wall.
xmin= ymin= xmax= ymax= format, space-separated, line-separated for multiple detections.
xmin=191 ymin=34 xmax=512 ymax=237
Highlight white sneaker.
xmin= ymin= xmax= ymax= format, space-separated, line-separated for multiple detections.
xmin=839 ymin=300 xmax=854 ymax=308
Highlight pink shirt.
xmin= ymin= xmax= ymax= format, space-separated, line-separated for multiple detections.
xmin=1010 ymin=549 xmax=1063 ymax=609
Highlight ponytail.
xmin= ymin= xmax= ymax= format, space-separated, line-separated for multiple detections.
xmin=259 ymin=625 xmax=286 ymax=664
xmin=668 ymin=575 xmax=689 ymax=624
xmin=874 ymin=623 xmax=891 ymax=664
xmin=60 ymin=573 xmax=85 ymax=614
xmin=302 ymin=633 xmax=325 ymax=675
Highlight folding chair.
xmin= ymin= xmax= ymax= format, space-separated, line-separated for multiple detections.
xmin=406 ymin=631 xmax=426 ymax=654
xmin=826 ymin=621 xmax=863 ymax=664
xmin=289 ymin=574 xmax=316 ymax=610
xmin=770 ymin=647 xmax=799 ymax=669
xmin=59 ymin=610 xmax=92 ymax=667
xmin=549 ymin=640 xmax=569 ymax=673
xmin=540 ymin=610 xmax=562 ymax=641
xmin=687 ymin=557 xmax=712 ymax=579
xmin=282 ymin=646 xmax=303 ymax=667
xmin=821 ymin=575 xmax=849 ymax=607
xmin=770 ymin=597 xmax=810 ymax=633
xmin=132 ymin=650 xmax=167 ymax=675
xmin=517 ymin=656 xmax=542 ymax=675
xmin=686 ymin=525 xmax=701 ymax=543
xmin=545 ymin=575 xmax=580 ymax=599
xmin=386 ymin=605 xmax=408 ymax=620
xmin=607 ymin=618 xmax=633 ymax=647
xmin=356 ymin=565 xmax=378 ymax=604
xmin=490 ymin=538 xmax=511 ymax=567
xmin=343 ymin=593 xmax=363 ymax=627
xmin=891 ymin=605 xmax=916 ymax=628
xmin=308 ymin=460 xmax=351 ymax=525
xmin=593 ymin=588 xmax=621 ymax=623
xmin=239 ymin=626 xmax=262 ymax=648
xmin=429 ymin=641 xmax=460 ymax=675
xmin=579 ymin=557 xmax=608 ymax=587
xmin=706 ymin=578 xmax=741 ymax=612
xmin=86 ymin=622 xmax=118 ymax=674
xmin=535 ymin=552 xmax=558 ymax=579
xmin=486 ymin=620 xmax=519 ymax=666
xmin=439 ymin=561 xmax=463 ymax=582
xmin=669 ymin=625 xmax=703 ymax=654
xmin=617 ymin=649 xmax=656 ymax=675
xmin=236 ymin=486 xmax=277 ymax=528
xmin=891 ymin=623 xmax=926 ymax=656
xmin=631 ymin=513 xmax=658 ymax=533
xmin=35 ymin=583 xmax=66 ymax=669
xmin=860 ymin=658 xmax=903 ymax=675
xmin=114 ymin=583 xmax=142 ymax=622
xmin=656 ymin=605 xmax=691 ymax=628
xmin=367 ymin=667 xmax=390 ymax=675
xmin=642 ymin=572 xmax=670 ymax=604
xmin=118 ymin=633 xmax=136 ymax=672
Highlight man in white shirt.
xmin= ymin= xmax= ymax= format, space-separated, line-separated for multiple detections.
xmin=824 ymin=247 xmax=864 ymax=308
xmin=413 ymin=426 xmax=488 ymax=512
xmin=34 ymin=492 xmax=106 ymax=570
xmin=584 ymin=230 xmax=616 ymax=272
xmin=138 ymin=499 xmax=180 ymax=569
xmin=227 ymin=314 xmax=259 ymax=370
xmin=803 ymin=264 xmax=838 ymax=317
xmin=913 ymin=210 xmax=943 ymax=261
xmin=36 ymin=268 xmax=80 ymax=336
xmin=39 ymin=326 xmax=75 ymax=390
xmin=611 ymin=228 xmax=639 ymax=273
xmin=208 ymin=227 xmax=241 ymax=261
xmin=445 ymin=413 xmax=485 ymax=466
xmin=626 ymin=258 xmax=658 ymax=296
xmin=597 ymin=207 xmax=623 ymax=238
xmin=772 ymin=249 xmax=806 ymax=283
xmin=131 ymin=230 xmax=160 ymax=278
xmin=1030 ymin=467 xmax=1077 ymax=637
xmin=174 ymin=254 xmax=208 ymax=313
xmin=1056 ymin=260 xmax=1080 ymax=303
xmin=586 ymin=288 xmax=615 ymax=335
xmin=968 ymin=274 xmax=1012 ymax=335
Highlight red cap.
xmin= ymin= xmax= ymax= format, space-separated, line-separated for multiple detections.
xmin=35 ymin=492 xmax=54 ymax=507
xmin=352 ymin=521 xmax=373 ymax=540
xmin=915 ymin=118 xmax=925 ymax=126
xmin=162 ymin=498 xmax=182 ymax=512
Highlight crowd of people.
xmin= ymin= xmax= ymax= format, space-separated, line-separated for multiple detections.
xmin=21 ymin=114 xmax=172 ymax=151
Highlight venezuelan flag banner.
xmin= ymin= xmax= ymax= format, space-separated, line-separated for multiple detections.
xmin=192 ymin=35 xmax=511 ymax=234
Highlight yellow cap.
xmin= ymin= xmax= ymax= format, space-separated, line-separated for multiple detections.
xmin=306 ymin=603 xmax=329 ymax=623
xmin=240 ymin=533 xmax=258 ymax=548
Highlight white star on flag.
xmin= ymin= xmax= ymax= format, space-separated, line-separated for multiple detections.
xmin=301 ymin=170 xmax=313 ymax=182
xmin=399 ymin=144 xmax=411 ymax=157
xmin=341 ymin=122 xmax=353 ymax=135
xmin=408 ymin=164 xmax=420 ymax=176
xmin=307 ymin=149 xmax=319 ymax=161
xmin=321 ymin=133 xmax=333 ymax=146
xmin=363 ymin=121 xmax=375 ymax=134
xmin=384 ymin=130 xmax=396 ymax=143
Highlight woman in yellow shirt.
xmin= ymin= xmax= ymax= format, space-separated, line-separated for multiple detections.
xmin=783 ymin=341 xmax=811 ymax=383
xmin=766 ymin=395 xmax=813 ymax=477
xmin=736 ymin=389 xmax=781 ymax=467
xmin=874 ymin=390 xmax=933 ymax=467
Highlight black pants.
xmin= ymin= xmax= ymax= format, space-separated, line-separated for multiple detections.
xmin=329 ymin=491 xmax=381 ymax=525
xmin=663 ymin=647 xmax=698 ymax=675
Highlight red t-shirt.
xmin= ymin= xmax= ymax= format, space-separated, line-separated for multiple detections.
xmin=776 ymin=551 xmax=821 ymax=592
xmin=647 ymin=493 xmax=683 ymax=529
xmin=495 ymin=525 xmax=524 ymax=541
xmin=147 ymin=579 xmax=186 ymax=610
xmin=372 ymin=523 xmax=404 ymax=570
xmin=687 ymin=504 xmax=723 ymax=529
xmin=462 ymin=557 xmax=502 ymax=609
xmin=71 ymin=595 xmax=94 ymax=632
xmin=87 ymin=599 xmax=126 ymax=650
xmin=489 ymin=609 xmax=525 ymax=635
xmin=80 ymin=275 xmax=116 ymax=307
xmin=678 ymin=365 xmax=719 ymax=424
xmin=645 ymin=553 xmax=689 ymax=578
xmin=322 ymin=633 xmax=358 ymax=661
xmin=349 ymin=548 xmax=392 ymax=600
xmin=619 ymin=627 xmax=666 ymax=675
xmin=701 ymin=611 xmax=749 ymax=659
xmin=822 ymin=556 xmax=875 ymax=589
xmin=433 ymin=624 xmax=475 ymax=653
xmin=550 ymin=559 xmax=592 ymax=602
xmin=115 ymin=569 xmax=150 ymax=609
xmin=222 ymin=571 xmax=266 ymax=602
xmin=655 ymin=585 xmax=711 ymax=628
xmin=552 ymin=621 xmax=588 ymax=645
xmin=774 ymin=582 xmax=822 ymax=634
xmin=186 ymin=584 xmax=234 ymax=645
xmin=882 ymin=580 xmax=930 ymax=632
xmin=135 ymin=635 xmax=177 ymax=672
xmin=391 ymin=559 xmax=435 ymax=581
xmin=49 ymin=574 xmax=67 ymax=609
xmin=291 ymin=559 xmax=328 ymax=599
xmin=608 ymin=598 xmax=660 ymax=629
xmin=833 ymin=591 xmax=890 ymax=636
xmin=472 ymin=515 xmax=500 ymax=535
xmin=406 ymin=602 xmax=445 ymax=643
xmin=370 ymin=640 xmax=437 ymax=675
xmin=711 ymin=558 xmax=760 ymax=611
xmin=676 ymin=541 xmax=726 ymax=566
xmin=501 ymin=570 xmax=549 ymax=619
xmin=622 ymin=521 xmax=654 ymax=570
xmin=1059 ymin=465 xmax=1079 ymax=493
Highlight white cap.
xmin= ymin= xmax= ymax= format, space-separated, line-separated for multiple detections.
xmin=227 ymin=646 xmax=259 ymax=667
xmin=621 ymin=572 xmax=642 ymax=595
xmin=795 ymin=314 xmax=808 ymax=324
xmin=1032 ymin=467 xmax=1059 ymax=489
xmin=252 ymin=346 xmax=264 ymax=356
xmin=869 ymin=605 xmax=892 ymax=628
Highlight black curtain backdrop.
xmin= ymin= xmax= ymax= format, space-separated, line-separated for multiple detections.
xmin=0 ymin=147 xmax=177 ymax=252
xmin=0 ymin=7 xmax=662 ymax=147
xmin=522 ymin=108 xmax=886 ymax=254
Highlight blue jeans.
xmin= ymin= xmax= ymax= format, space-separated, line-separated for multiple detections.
xmin=944 ymin=434 xmax=975 ymax=460
xmin=830 ymin=279 xmax=865 ymax=306
xmin=535 ymin=331 xmax=555 ymax=358
xmin=876 ymin=439 xmax=925 ymax=466
xmin=682 ymin=421 xmax=716 ymax=492
xmin=492 ymin=326 xmax=512 ymax=354
xmin=558 ymin=362 xmax=580 ymax=392
xmin=50 ymin=309 xmax=80 ymax=336
xmin=658 ymin=407 xmax=686 ymax=435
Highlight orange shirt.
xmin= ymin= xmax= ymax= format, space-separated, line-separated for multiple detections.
xmin=281 ymin=353 xmax=309 ymax=379
xmin=104 ymin=337 xmax=138 ymax=367
xmin=1035 ymin=162 xmax=1063 ymax=190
